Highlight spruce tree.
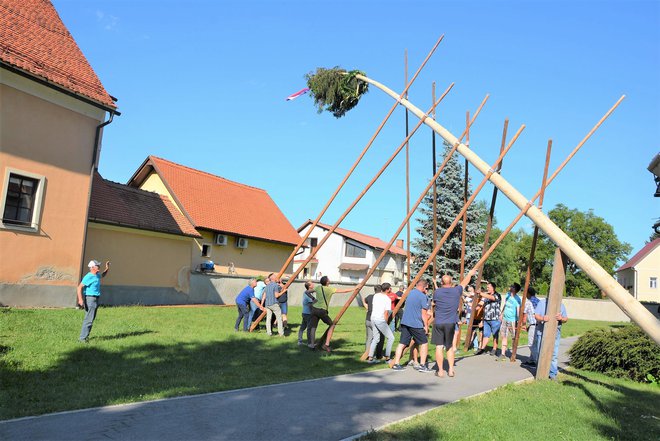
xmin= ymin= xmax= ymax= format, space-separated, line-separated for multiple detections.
xmin=412 ymin=141 xmax=487 ymax=280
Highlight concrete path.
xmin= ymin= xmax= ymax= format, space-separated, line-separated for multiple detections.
xmin=0 ymin=338 xmax=576 ymax=441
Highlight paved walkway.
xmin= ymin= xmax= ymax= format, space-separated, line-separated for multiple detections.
xmin=0 ymin=338 xmax=575 ymax=441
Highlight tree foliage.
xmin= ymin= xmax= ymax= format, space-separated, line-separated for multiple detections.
xmin=533 ymin=204 xmax=632 ymax=298
xmin=305 ymin=67 xmax=368 ymax=118
xmin=412 ymin=142 xmax=487 ymax=280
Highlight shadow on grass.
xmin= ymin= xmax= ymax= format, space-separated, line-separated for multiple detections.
xmin=561 ymin=370 xmax=660 ymax=440
xmin=0 ymin=333 xmax=378 ymax=421
xmin=0 ymin=335 xmax=448 ymax=440
xmin=360 ymin=425 xmax=440 ymax=441
xmin=93 ymin=330 xmax=156 ymax=341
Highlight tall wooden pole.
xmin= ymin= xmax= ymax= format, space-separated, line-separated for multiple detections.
xmin=360 ymin=75 xmax=659 ymax=344
xmin=250 ymin=84 xmax=454 ymax=332
xmin=536 ymin=248 xmax=568 ymax=379
xmin=463 ymin=119 xmax=508 ymax=350
xmin=511 ymin=139 xmax=552 ymax=361
xmin=405 ymin=49 xmax=411 ymax=285
xmin=273 ymin=35 xmax=445 ymax=282
xmin=432 ymin=82 xmax=438 ymax=282
xmin=460 ymin=111 xmax=469 ymax=279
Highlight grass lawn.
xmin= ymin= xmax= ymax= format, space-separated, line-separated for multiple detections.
xmin=0 ymin=305 xmax=621 ymax=420
xmin=359 ymin=368 xmax=660 ymax=441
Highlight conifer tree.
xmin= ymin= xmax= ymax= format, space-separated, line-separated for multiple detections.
xmin=412 ymin=141 xmax=487 ymax=279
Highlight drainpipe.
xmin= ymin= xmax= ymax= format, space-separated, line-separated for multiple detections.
xmin=76 ymin=110 xmax=118 ymax=302
xmin=633 ymin=267 xmax=638 ymax=300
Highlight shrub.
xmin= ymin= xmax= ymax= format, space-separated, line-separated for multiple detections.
xmin=568 ymin=324 xmax=660 ymax=383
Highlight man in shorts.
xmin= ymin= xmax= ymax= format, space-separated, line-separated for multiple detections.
xmin=389 ymin=279 xmax=432 ymax=372
xmin=432 ymin=269 xmax=475 ymax=377
xmin=497 ymin=282 xmax=522 ymax=361
xmin=476 ymin=281 xmax=502 ymax=356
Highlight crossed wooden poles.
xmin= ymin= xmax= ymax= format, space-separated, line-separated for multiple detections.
xmin=251 ymin=37 xmax=660 ymax=346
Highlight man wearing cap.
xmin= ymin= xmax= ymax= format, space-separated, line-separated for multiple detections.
xmin=77 ymin=260 xmax=110 ymax=342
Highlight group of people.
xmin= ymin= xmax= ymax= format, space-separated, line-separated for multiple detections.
xmin=358 ymin=273 xmax=568 ymax=380
xmin=233 ymin=270 xmax=568 ymax=380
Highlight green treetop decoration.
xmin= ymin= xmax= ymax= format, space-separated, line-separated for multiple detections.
xmin=305 ymin=67 xmax=369 ymax=118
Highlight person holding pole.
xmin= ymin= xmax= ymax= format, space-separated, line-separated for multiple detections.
xmin=521 ymin=287 xmax=540 ymax=366
xmin=77 ymin=260 xmax=110 ymax=343
xmin=432 ymin=269 xmax=475 ymax=377
xmin=298 ymin=281 xmax=316 ymax=345
xmin=390 ymin=279 xmax=433 ymax=372
xmin=367 ymin=283 xmax=396 ymax=363
xmin=531 ymin=297 xmax=568 ymax=379
xmin=497 ymin=282 xmax=522 ymax=361
xmin=476 ymin=282 xmax=502 ymax=356
xmin=308 ymin=276 xmax=352 ymax=351
xmin=234 ymin=278 xmax=261 ymax=332
xmin=264 ymin=275 xmax=287 ymax=337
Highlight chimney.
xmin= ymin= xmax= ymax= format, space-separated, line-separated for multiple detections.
xmin=395 ymin=239 xmax=404 ymax=248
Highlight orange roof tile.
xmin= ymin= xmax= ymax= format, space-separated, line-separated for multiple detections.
xmin=129 ymin=156 xmax=301 ymax=246
xmin=89 ymin=173 xmax=200 ymax=238
xmin=301 ymin=220 xmax=408 ymax=256
xmin=0 ymin=0 xmax=116 ymax=109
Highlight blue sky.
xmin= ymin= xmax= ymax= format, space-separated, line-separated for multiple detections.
xmin=54 ymin=0 xmax=659 ymax=259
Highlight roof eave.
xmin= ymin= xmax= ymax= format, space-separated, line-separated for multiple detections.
xmin=1 ymin=62 xmax=120 ymax=115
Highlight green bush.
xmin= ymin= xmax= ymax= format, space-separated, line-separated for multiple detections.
xmin=569 ymin=324 xmax=660 ymax=383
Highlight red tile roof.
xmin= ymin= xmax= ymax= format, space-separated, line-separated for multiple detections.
xmin=129 ymin=156 xmax=301 ymax=246
xmin=617 ymin=238 xmax=660 ymax=271
xmin=300 ymin=220 xmax=408 ymax=256
xmin=0 ymin=0 xmax=116 ymax=109
xmin=89 ymin=173 xmax=200 ymax=238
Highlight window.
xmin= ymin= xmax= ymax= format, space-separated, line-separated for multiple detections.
xmin=1 ymin=170 xmax=45 ymax=230
xmin=651 ymin=277 xmax=658 ymax=289
xmin=345 ymin=242 xmax=366 ymax=258
xmin=310 ymin=237 xmax=318 ymax=253
xmin=201 ymin=244 xmax=211 ymax=257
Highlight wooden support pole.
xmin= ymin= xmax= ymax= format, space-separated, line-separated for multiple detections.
xmin=405 ymin=49 xmax=411 ymax=286
xmin=536 ymin=248 xmax=568 ymax=379
xmin=432 ymin=82 xmax=438 ymax=282
xmin=250 ymin=83 xmax=454 ymax=332
xmin=360 ymin=74 xmax=660 ymax=344
xmin=460 ymin=111 xmax=469 ymax=279
xmin=463 ymin=119 xmax=508 ymax=350
xmin=511 ymin=139 xmax=552 ymax=361
xmin=272 ymin=35 xmax=445 ymax=283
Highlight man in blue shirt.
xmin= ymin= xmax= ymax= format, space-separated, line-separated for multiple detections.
xmin=264 ymin=275 xmax=287 ymax=336
xmin=431 ymin=269 xmax=475 ymax=377
xmin=234 ymin=279 xmax=261 ymax=331
xmin=528 ymin=297 xmax=568 ymax=379
xmin=390 ymin=279 xmax=432 ymax=372
xmin=77 ymin=259 xmax=110 ymax=342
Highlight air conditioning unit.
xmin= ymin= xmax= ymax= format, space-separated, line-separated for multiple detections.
xmin=236 ymin=237 xmax=249 ymax=249
xmin=214 ymin=233 xmax=228 ymax=246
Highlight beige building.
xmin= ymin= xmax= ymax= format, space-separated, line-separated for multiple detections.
xmin=83 ymin=173 xmax=201 ymax=305
xmin=127 ymin=156 xmax=301 ymax=277
xmin=0 ymin=0 xmax=118 ymax=306
xmin=616 ymin=238 xmax=660 ymax=303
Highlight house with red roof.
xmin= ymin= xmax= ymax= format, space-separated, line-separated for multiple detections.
xmin=0 ymin=0 xmax=118 ymax=306
xmin=616 ymin=238 xmax=660 ymax=303
xmin=295 ymin=220 xmax=408 ymax=285
xmin=82 ymin=173 xmax=204 ymax=305
xmin=127 ymin=156 xmax=301 ymax=276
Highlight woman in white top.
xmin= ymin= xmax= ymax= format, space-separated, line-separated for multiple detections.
xmin=367 ymin=283 xmax=396 ymax=363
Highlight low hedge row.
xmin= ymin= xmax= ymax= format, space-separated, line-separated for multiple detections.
xmin=568 ymin=324 xmax=660 ymax=383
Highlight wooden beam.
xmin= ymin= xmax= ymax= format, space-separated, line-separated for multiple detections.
xmin=536 ymin=248 xmax=567 ymax=379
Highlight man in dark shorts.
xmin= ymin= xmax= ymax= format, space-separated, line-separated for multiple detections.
xmin=432 ymin=269 xmax=475 ymax=377
xmin=389 ymin=279 xmax=432 ymax=372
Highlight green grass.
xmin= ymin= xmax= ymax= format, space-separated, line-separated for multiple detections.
xmin=359 ymin=368 xmax=660 ymax=441
xmin=0 ymin=306 xmax=622 ymax=420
